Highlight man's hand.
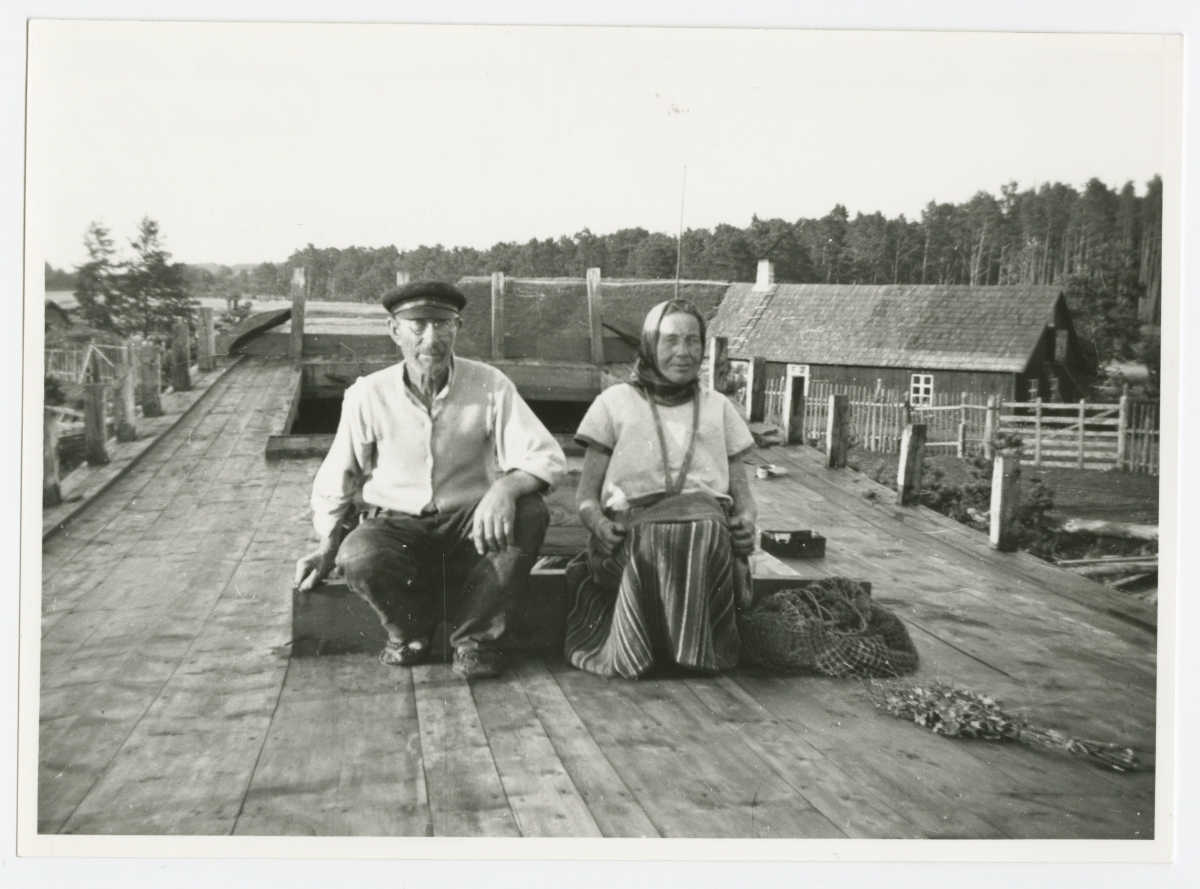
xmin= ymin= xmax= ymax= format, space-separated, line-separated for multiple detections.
xmin=472 ymin=478 xmax=518 ymax=555
xmin=728 ymin=511 xmax=757 ymax=558
xmin=294 ymin=540 xmax=338 ymax=593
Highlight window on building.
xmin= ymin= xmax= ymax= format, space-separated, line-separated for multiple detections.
xmin=1028 ymin=379 xmax=1039 ymax=401
xmin=910 ymin=373 xmax=934 ymax=406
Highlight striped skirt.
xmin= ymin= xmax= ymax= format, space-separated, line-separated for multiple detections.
xmin=563 ymin=518 xmax=740 ymax=679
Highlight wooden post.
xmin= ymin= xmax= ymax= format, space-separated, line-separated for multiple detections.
xmin=1117 ymin=393 xmax=1128 ymax=470
xmin=897 ymin=424 xmax=927 ymax=506
xmin=586 ymin=267 xmax=604 ymax=367
xmin=783 ymin=374 xmax=805 ymax=444
xmin=1077 ymin=399 xmax=1086 ymax=469
xmin=826 ymin=394 xmax=850 ymax=469
xmin=490 ymin=271 xmax=506 ymax=360
xmin=989 ymin=453 xmax=1021 ymax=551
xmin=171 ymin=321 xmax=193 ymax=392
xmin=748 ymin=356 xmax=767 ymax=422
xmin=290 ymin=266 xmax=306 ymax=360
xmin=138 ymin=341 xmax=164 ymax=418
xmin=983 ymin=394 xmax=997 ymax=459
xmin=1034 ymin=397 xmax=1042 ymax=465
xmin=43 ymin=408 xmax=61 ymax=507
xmin=83 ymin=383 xmax=110 ymax=466
xmin=114 ymin=341 xmax=138 ymax=442
xmin=707 ymin=336 xmax=729 ymax=393
xmin=959 ymin=391 xmax=968 ymax=454
xmin=198 ymin=307 xmax=216 ymax=371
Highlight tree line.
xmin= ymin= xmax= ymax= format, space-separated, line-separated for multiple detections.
xmin=63 ymin=218 xmax=197 ymax=339
xmin=50 ymin=175 xmax=1161 ymax=364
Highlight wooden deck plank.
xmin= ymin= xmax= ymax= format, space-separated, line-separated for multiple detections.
xmin=471 ymin=665 xmax=604 ymax=837
xmin=40 ymin=359 xmax=304 ymax=834
xmin=679 ymin=676 xmax=922 ymax=838
xmin=876 ymin=623 xmax=1156 ymax=802
xmin=56 ymin=532 xmax=296 ymax=834
xmin=729 ymin=673 xmax=1008 ymax=838
xmin=547 ymin=661 xmax=845 ymax=838
xmin=233 ymin=656 xmax=431 ymax=836
xmin=40 ymin=358 xmax=259 ymax=568
xmin=410 ymin=663 xmax=521 ymax=837
xmin=510 ymin=659 xmax=660 ymax=838
xmin=40 ymin=366 xmax=289 ymax=673
xmin=39 ymin=359 xmax=273 ymax=623
xmin=41 ymin=361 xmax=241 ymax=542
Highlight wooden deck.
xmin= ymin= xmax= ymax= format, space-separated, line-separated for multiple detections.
xmin=38 ymin=357 xmax=1157 ymax=839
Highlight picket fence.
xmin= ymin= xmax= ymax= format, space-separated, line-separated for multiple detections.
xmin=761 ymin=378 xmax=1159 ymax=475
xmin=44 ymin=342 xmax=129 ymax=385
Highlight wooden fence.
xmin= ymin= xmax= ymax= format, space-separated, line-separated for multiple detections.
xmin=1001 ymin=397 xmax=1159 ymax=474
xmin=1123 ymin=398 xmax=1160 ymax=475
xmin=769 ymin=381 xmax=994 ymax=458
xmin=45 ymin=342 xmax=128 ymax=384
xmin=761 ymin=378 xmax=1159 ymax=475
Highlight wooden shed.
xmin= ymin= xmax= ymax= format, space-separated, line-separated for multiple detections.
xmin=709 ymin=275 xmax=1095 ymax=405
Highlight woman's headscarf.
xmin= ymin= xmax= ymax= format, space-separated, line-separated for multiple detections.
xmin=632 ymin=299 xmax=707 ymax=406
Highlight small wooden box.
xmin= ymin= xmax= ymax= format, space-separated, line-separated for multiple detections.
xmin=759 ymin=529 xmax=826 ymax=559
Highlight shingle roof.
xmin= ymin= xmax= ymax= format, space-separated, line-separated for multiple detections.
xmin=454 ymin=276 xmax=729 ymax=355
xmin=708 ymin=283 xmax=1063 ymax=373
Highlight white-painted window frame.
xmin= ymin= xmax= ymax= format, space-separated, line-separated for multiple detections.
xmin=910 ymin=373 xmax=934 ymax=406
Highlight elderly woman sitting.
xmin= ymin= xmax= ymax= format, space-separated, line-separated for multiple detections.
xmin=564 ymin=299 xmax=758 ymax=679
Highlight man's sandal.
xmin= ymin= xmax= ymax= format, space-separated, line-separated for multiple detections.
xmin=379 ymin=638 xmax=431 ymax=667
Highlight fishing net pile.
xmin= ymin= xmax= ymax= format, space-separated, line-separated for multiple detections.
xmin=738 ymin=577 xmax=919 ymax=677
xmin=874 ymin=682 xmax=1137 ymax=771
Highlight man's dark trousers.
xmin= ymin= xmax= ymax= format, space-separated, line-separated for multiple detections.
xmin=336 ymin=494 xmax=550 ymax=653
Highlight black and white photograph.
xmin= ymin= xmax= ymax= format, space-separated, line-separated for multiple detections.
xmin=11 ymin=3 xmax=1191 ymax=870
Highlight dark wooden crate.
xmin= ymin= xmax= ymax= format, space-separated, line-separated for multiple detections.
xmin=759 ymin=529 xmax=826 ymax=559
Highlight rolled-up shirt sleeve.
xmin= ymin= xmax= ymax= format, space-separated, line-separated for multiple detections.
xmin=494 ymin=379 xmax=566 ymax=488
xmin=310 ymin=382 xmax=374 ymax=538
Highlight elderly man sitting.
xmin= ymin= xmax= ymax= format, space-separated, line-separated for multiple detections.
xmin=295 ymin=281 xmax=565 ymax=679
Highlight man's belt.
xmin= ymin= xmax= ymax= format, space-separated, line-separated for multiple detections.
xmin=360 ymin=503 xmax=440 ymax=521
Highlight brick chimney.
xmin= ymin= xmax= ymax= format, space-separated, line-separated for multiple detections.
xmin=753 ymin=259 xmax=775 ymax=291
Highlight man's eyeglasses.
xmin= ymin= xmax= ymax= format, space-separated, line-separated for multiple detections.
xmin=395 ymin=318 xmax=458 ymax=336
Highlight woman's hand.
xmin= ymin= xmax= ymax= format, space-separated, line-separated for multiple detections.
xmin=590 ymin=515 xmax=627 ymax=556
xmin=728 ymin=511 xmax=757 ymax=558
xmin=577 ymin=448 xmax=627 ymax=556
xmin=726 ymin=456 xmax=758 ymax=558
xmin=580 ymin=497 xmax=627 ymax=556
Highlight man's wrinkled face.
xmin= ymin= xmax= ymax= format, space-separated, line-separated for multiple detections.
xmin=388 ymin=314 xmax=461 ymax=377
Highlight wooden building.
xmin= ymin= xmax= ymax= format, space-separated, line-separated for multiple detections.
xmin=709 ymin=263 xmax=1095 ymax=404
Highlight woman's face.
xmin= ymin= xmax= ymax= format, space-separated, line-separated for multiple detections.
xmin=655 ymin=312 xmax=703 ymax=385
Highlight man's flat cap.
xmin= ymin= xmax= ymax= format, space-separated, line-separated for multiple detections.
xmin=381 ymin=281 xmax=467 ymax=318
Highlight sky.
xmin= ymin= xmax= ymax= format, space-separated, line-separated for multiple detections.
xmin=26 ymin=21 xmax=1172 ymax=269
